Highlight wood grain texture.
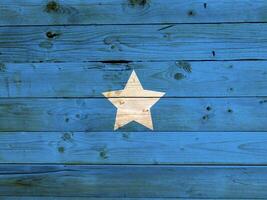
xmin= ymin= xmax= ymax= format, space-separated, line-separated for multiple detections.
xmin=3 ymin=198 xmax=150 ymax=200
xmin=0 ymin=198 xmax=249 ymax=200
xmin=0 ymin=132 xmax=267 ymax=164
xmin=1 ymin=1 xmax=267 ymax=199
xmin=0 ymin=198 xmax=257 ymax=200
xmin=3 ymin=198 xmax=242 ymax=200
xmin=0 ymin=165 xmax=266 ymax=198
xmin=1 ymin=23 xmax=267 ymax=62
xmin=1 ymin=61 xmax=267 ymax=98
xmin=1 ymin=0 xmax=267 ymax=25
xmin=102 ymin=70 xmax=165 ymax=130
xmin=3 ymin=198 xmax=225 ymax=200
xmin=0 ymin=98 xmax=267 ymax=132
xmin=0 ymin=196 xmax=191 ymax=200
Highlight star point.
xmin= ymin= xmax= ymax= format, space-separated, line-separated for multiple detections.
xmin=103 ymin=70 xmax=165 ymax=130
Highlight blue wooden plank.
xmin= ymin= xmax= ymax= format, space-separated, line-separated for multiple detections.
xmin=0 ymin=98 xmax=266 ymax=132
xmin=0 ymin=1 xmax=265 ymax=199
xmin=1 ymin=61 xmax=267 ymax=97
xmin=0 ymin=165 xmax=266 ymax=198
xmin=1 ymin=0 xmax=267 ymax=25
xmin=0 ymin=198 xmax=248 ymax=200
xmin=1 ymin=24 xmax=267 ymax=62
xmin=0 ymin=198 xmax=172 ymax=200
xmin=0 ymin=132 xmax=266 ymax=164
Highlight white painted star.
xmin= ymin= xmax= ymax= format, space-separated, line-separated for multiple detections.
xmin=102 ymin=70 xmax=165 ymax=130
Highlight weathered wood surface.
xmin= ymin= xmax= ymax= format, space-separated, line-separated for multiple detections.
xmin=0 ymin=198 xmax=255 ymax=200
xmin=0 ymin=132 xmax=267 ymax=164
xmin=1 ymin=0 xmax=267 ymax=25
xmin=1 ymin=198 xmax=211 ymax=200
xmin=3 ymin=198 xmax=153 ymax=200
xmin=3 ymin=198 xmax=161 ymax=200
xmin=0 ymin=198 xmax=250 ymax=200
xmin=1 ymin=61 xmax=267 ymax=98
xmin=0 ymin=196 xmax=193 ymax=200
xmin=0 ymin=98 xmax=266 ymax=132
xmin=0 ymin=165 xmax=266 ymax=198
xmin=1 ymin=1 xmax=267 ymax=199
xmin=1 ymin=24 xmax=267 ymax=62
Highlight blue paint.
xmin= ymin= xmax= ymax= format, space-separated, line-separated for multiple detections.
xmin=0 ymin=0 xmax=266 ymax=198
xmin=0 ymin=98 xmax=266 ymax=132
xmin=1 ymin=24 xmax=267 ymax=62
xmin=1 ymin=61 xmax=267 ymax=97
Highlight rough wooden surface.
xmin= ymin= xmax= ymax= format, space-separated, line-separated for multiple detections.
xmin=0 ymin=198 xmax=199 ymax=200
xmin=0 ymin=165 xmax=266 ymax=198
xmin=1 ymin=198 xmax=215 ymax=200
xmin=1 ymin=61 xmax=267 ymax=98
xmin=3 ymin=198 xmax=165 ymax=200
xmin=0 ymin=132 xmax=266 ymax=164
xmin=102 ymin=70 xmax=165 ymax=130
xmin=0 ymin=198 xmax=254 ymax=200
xmin=1 ymin=0 xmax=267 ymax=25
xmin=0 ymin=98 xmax=267 ymax=132
xmin=1 ymin=0 xmax=267 ymax=198
xmin=1 ymin=24 xmax=267 ymax=62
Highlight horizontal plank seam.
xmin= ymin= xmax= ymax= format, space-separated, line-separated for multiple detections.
xmin=0 ymin=194 xmax=266 ymax=200
xmin=1 ymin=131 xmax=267 ymax=133
xmin=1 ymin=164 xmax=267 ymax=167
xmin=0 ymin=131 xmax=266 ymax=133
xmin=0 ymin=96 xmax=266 ymax=99
xmin=2 ymin=59 xmax=267 ymax=64
xmin=0 ymin=197 xmax=264 ymax=200
xmin=2 ymin=21 xmax=267 ymax=28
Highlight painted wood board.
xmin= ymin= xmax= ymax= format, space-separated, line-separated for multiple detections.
xmin=1 ymin=0 xmax=267 ymax=25
xmin=1 ymin=23 xmax=267 ymax=62
xmin=0 ymin=132 xmax=266 ymax=164
xmin=1 ymin=198 xmax=173 ymax=200
xmin=0 ymin=165 xmax=266 ymax=198
xmin=0 ymin=1 xmax=267 ymax=199
xmin=0 ymin=98 xmax=266 ymax=132
xmin=1 ymin=61 xmax=267 ymax=98
xmin=0 ymin=198 xmax=248 ymax=200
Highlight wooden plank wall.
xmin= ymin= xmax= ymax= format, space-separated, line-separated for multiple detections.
xmin=0 ymin=0 xmax=267 ymax=199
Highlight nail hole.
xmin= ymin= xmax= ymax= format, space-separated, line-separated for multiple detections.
xmin=206 ymin=106 xmax=212 ymax=111
xmin=188 ymin=10 xmax=195 ymax=16
xmin=202 ymin=115 xmax=209 ymax=120
xmin=46 ymin=31 xmax=59 ymax=39
xmin=259 ymin=100 xmax=267 ymax=104
xmin=99 ymin=150 xmax=108 ymax=159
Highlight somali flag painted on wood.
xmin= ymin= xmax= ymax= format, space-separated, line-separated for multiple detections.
xmin=0 ymin=0 xmax=267 ymax=198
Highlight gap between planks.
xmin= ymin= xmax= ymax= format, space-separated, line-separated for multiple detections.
xmin=2 ymin=21 xmax=267 ymax=28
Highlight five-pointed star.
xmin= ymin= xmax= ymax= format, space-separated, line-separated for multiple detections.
xmin=102 ymin=70 xmax=165 ymax=130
